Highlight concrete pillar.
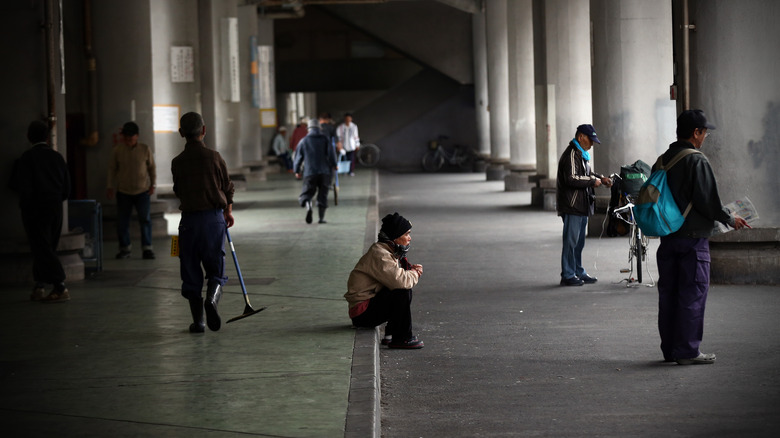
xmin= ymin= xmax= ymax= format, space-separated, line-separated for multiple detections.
xmin=505 ymin=0 xmax=536 ymax=191
xmin=484 ymin=0 xmax=511 ymax=180
xmin=682 ymin=0 xmax=780 ymax=225
xmin=238 ymin=4 xmax=263 ymax=166
xmin=591 ymin=0 xmax=675 ymax=179
xmin=471 ymin=10 xmax=491 ymax=161
xmin=199 ymin=0 xmax=242 ymax=172
xmin=544 ymin=0 xmax=593 ymax=162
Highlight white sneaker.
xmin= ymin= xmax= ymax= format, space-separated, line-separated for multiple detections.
xmin=676 ymin=352 xmax=716 ymax=365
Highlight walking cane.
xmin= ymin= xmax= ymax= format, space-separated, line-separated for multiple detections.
xmin=225 ymin=229 xmax=266 ymax=323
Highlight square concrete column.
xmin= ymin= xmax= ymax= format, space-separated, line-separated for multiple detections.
xmin=506 ymin=0 xmax=536 ymax=191
xmin=472 ymin=10 xmax=491 ymax=161
xmin=591 ymin=0 xmax=675 ymax=178
xmin=484 ymin=0 xmax=511 ymax=180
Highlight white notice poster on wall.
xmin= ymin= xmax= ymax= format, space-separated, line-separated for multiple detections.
xmin=171 ymin=47 xmax=194 ymax=83
xmin=257 ymin=45 xmax=275 ymax=109
xmin=153 ymin=105 xmax=181 ymax=133
xmin=221 ymin=18 xmax=240 ymax=102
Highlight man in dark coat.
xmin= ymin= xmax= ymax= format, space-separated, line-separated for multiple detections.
xmin=10 ymin=121 xmax=71 ymax=302
xmin=294 ymin=118 xmax=337 ymax=224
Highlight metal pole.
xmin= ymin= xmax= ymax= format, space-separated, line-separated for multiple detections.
xmin=45 ymin=0 xmax=58 ymax=149
xmin=682 ymin=0 xmax=694 ymax=110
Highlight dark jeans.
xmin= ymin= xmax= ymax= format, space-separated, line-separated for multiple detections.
xmin=116 ymin=191 xmax=152 ymax=250
xmin=345 ymin=150 xmax=356 ymax=173
xmin=657 ymin=236 xmax=710 ymax=360
xmin=299 ymin=173 xmax=332 ymax=209
xmin=178 ymin=209 xmax=227 ymax=300
xmin=21 ymin=202 xmax=66 ymax=285
xmin=351 ymin=288 xmax=414 ymax=341
xmin=561 ymin=213 xmax=588 ymax=279
xmin=278 ymin=152 xmax=293 ymax=170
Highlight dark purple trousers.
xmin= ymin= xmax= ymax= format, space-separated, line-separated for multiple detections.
xmin=656 ymin=236 xmax=711 ymax=361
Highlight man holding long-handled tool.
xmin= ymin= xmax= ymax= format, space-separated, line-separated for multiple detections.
xmin=172 ymin=112 xmax=235 ymax=333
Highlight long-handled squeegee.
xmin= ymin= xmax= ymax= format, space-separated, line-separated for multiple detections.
xmin=225 ymin=229 xmax=267 ymax=323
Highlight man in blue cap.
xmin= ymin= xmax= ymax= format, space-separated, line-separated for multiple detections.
xmin=556 ymin=124 xmax=612 ymax=286
xmin=655 ymin=109 xmax=747 ymax=365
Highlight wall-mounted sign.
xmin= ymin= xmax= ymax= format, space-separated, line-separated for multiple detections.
xmin=221 ymin=18 xmax=240 ymax=102
xmin=260 ymin=109 xmax=276 ymax=128
xmin=257 ymin=45 xmax=275 ymax=109
xmin=171 ymin=47 xmax=194 ymax=83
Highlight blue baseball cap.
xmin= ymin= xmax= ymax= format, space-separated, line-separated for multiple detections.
xmin=576 ymin=124 xmax=601 ymax=144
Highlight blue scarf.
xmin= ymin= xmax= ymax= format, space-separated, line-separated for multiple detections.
xmin=572 ymin=138 xmax=591 ymax=161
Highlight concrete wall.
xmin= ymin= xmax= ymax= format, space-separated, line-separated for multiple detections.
xmin=150 ymin=0 xmax=201 ymax=192
xmin=687 ymin=0 xmax=780 ymax=225
xmin=89 ymin=0 xmax=154 ymax=202
xmin=372 ymin=87 xmax=478 ymax=171
xmin=0 ymin=1 xmax=69 ymax=239
xmin=323 ymin=2 xmax=474 ymax=84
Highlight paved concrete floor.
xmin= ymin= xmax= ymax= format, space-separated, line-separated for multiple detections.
xmin=3 ymin=170 xmax=778 ymax=438
xmin=378 ymin=172 xmax=780 ymax=438
xmin=0 ymin=172 xmax=376 ymax=438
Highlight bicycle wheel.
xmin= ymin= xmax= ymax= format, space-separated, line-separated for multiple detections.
xmin=357 ymin=144 xmax=380 ymax=167
xmin=422 ymin=150 xmax=444 ymax=172
xmin=456 ymin=152 xmax=474 ymax=171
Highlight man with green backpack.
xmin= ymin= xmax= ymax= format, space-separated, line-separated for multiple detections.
xmin=650 ymin=110 xmax=748 ymax=365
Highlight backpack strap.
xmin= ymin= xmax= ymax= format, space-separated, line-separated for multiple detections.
xmin=656 ymin=148 xmax=700 ymax=217
xmin=662 ymin=148 xmax=700 ymax=171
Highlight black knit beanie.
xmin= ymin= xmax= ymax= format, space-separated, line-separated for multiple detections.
xmin=380 ymin=212 xmax=412 ymax=241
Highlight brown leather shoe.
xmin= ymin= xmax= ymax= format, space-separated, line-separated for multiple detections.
xmin=42 ymin=289 xmax=70 ymax=303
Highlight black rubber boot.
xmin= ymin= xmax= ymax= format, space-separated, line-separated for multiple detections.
xmin=318 ymin=207 xmax=327 ymax=224
xmin=204 ymin=281 xmax=223 ymax=331
xmin=188 ymin=298 xmax=205 ymax=333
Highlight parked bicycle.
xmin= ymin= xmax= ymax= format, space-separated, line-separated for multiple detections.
xmin=421 ymin=136 xmax=476 ymax=172
xmin=610 ymin=173 xmax=651 ymax=285
xmin=356 ymin=143 xmax=380 ymax=167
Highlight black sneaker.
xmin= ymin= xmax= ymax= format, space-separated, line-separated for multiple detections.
xmin=560 ymin=276 xmax=584 ymax=286
xmin=388 ymin=336 xmax=424 ymax=349
xmin=305 ymin=201 xmax=313 ymax=224
xmin=116 ymin=250 xmax=131 ymax=259
xmin=580 ymin=273 xmax=598 ymax=284
xmin=142 ymin=250 xmax=156 ymax=260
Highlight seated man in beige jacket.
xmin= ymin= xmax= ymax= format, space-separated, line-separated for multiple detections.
xmin=345 ymin=213 xmax=424 ymax=349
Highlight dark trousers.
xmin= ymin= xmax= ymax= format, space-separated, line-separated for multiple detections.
xmin=351 ymin=288 xmax=414 ymax=341
xmin=21 ymin=202 xmax=66 ymax=285
xmin=178 ymin=209 xmax=227 ymax=300
xmin=299 ymin=173 xmax=332 ymax=209
xmin=116 ymin=191 xmax=152 ymax=250
xmin=657 ymin=236 xmax=711 ymax=360
xmin=345 ymin=150 xmax=356 ymax=173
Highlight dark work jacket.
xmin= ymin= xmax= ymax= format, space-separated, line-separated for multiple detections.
xmin=9 ymin=143 xmax=70 ymax=209
xmin=655 ymin=140 xmax=734 ymax=238
xmin=556 ymin=141 xmax=598 ymax=216
xmin=294 ymin=127 xmax=337 ymax=178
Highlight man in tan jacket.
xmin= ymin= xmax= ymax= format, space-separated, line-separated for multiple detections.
xmin=345 ymin=213 xmax=424 ymax=349
xmin=107 ymin=122 xmax=156 ymax=259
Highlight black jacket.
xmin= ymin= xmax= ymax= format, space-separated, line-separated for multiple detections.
xmin=556 ymin=141 xmax=599 ymax=216
xmin=655 ymin=141 xmax=734 ymax=238
xmin=9 ymin=143 xmax=70 ymax=209
xmin=293 ymin=127 xmax=337 ymax=178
